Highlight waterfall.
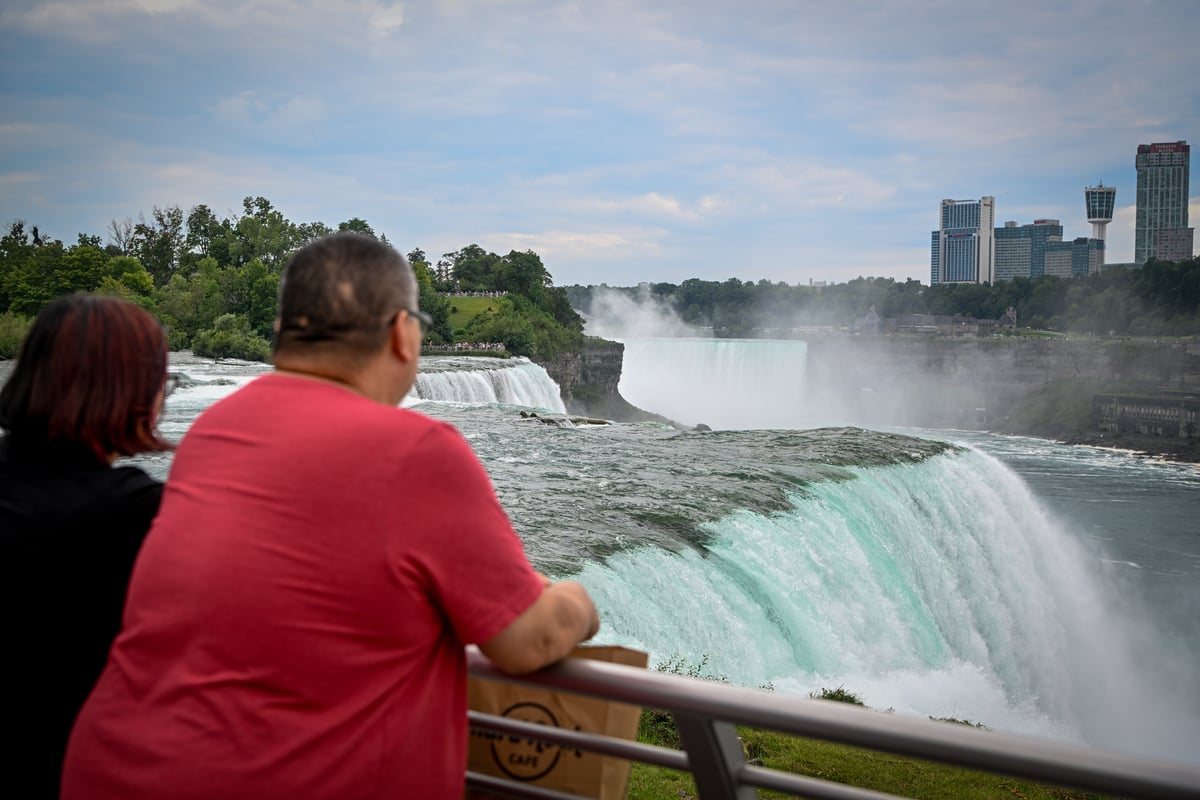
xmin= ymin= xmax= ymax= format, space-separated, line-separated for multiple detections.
xmin=409 ymin=356 xmax=566 ymax=413
xmin=616 ymin=338 xmax=809 ymax=429
xmin=575 ymin=446 xmax=1199 ymax=763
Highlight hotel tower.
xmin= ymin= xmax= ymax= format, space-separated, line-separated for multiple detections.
xmin=1135 ymin=141 xmax=1192 ymax=264
xmin=930 ymin=197 xmax=996 ymax=284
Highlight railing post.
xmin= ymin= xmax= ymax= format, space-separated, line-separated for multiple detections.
xmin=674 ymin=713 xmax=757 ymax=800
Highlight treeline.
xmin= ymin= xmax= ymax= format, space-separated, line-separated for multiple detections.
xmin=566 ymin=257 xmax=1200 ymax=337
xmin=6 ymin=196 xmax=1194 ymax=362
xmin=0 ymin=197 xmax=584 ymax=361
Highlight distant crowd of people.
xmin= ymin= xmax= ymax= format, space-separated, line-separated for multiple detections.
xmin=448 ymin=290 xmax=508 ymax=297
xmin=1 ymin=232 xmax=600 ymax=799
xmin=422 ymin=340 xmax=507 ymax=352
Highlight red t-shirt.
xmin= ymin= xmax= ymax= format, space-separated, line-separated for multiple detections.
xmin=63 ymin=373 xmax=545 ymax=800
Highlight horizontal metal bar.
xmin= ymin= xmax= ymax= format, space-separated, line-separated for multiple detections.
xmin=740 ymin=764 xmax=908 ymax=800
xmin=468 ymin=710 xmax=689 ymax=771
xmin=472 ymin=710 xmax=932 ymax=800
xmin=465 ymin=770 xmax=586 ymax=800
xmin=468 ymin=647 xmax=1200 ymax=799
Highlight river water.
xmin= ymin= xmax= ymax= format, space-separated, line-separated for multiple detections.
xmin=132 ymin=346 xmax=1200 ymax=767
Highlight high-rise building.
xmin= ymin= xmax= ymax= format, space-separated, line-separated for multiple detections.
xmin=1084 ymin=183 xmax=1115 ymax=267
xmin=1154 ymin=227 xmax=1195 ymax=262
xmin=995 ymin=219 xmax=1063 ymax=281
xmin=1135 ymin=141 xmax=1192 ymax=263
xmin=992 ymin=218 xmax=1103 ymax=282
xmin=1044 ymin=237 xmax=1104 ymax=278
xmin=930 ymin=197 xmax=995 ymax=284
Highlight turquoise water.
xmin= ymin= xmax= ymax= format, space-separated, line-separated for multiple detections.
xmin=147 ymin=349 xmax=1200 ymax=765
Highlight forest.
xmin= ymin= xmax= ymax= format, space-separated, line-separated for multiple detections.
xmin=567 ymin=257 xmax=1200 ymax=338
xmin=2 ymin=195 xmax=1198 ymax=361
xmin=0 ymin=198 xmax=584 ymax=361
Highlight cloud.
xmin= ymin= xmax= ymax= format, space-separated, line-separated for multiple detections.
xmin=1 ymin=0 xmax=1196 ymax=287
xmin=485 ymin=227 xmax=668 ymax=265
xmin=212 ymin=92 xmax=329 ymax=143
xmin=730 ymin=161 xmax=898 ymax=210
xmin=584 ymin=192 xmax=717 ymax=222
xmin=0 ymin=172 xmax=39 ymax=186
xmin=368 ymin=2 xmax=404 ymax=34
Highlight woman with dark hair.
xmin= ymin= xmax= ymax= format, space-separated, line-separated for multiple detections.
xmin=0 ymin=293 xmax=174 ymax=798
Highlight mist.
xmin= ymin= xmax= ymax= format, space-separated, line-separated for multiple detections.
xmin=582 ymin=289 xmax=948 ymax=431
xmin=581 ymin=286 xmax=707 ymax=340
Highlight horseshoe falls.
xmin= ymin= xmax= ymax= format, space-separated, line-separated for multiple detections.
xmin=617 ymin=338 xmax=810 ymax=429
xmin=153 ymin=351 xmax=1200 ymax=766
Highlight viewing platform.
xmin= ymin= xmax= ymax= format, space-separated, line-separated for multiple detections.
xmin=466 ymin=648 xmax=1200 ymax=799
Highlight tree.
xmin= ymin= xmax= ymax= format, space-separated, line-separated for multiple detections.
xmin=446 ymin=244 xmax=501 ymax=291
xmin=107 ymin=218 xmax=135 ymax=255
xmin=182 ymin=203 xmax=234 ymax=269
xmin=0 ymin=221 xmax=35 ymax=311
xmin=156 ymin=260 xmax=225 ymax=346
xmin=418 ymin=283 xmax=452 ymax=344
xmin=227 ymin=196 xmax=299 ymax=268
xmin=97 ymin=256 xmax=156 ymax=305
xmin=129 ymin=205 xmax=185 ymax=287
xmin=296 ymin=221 xmax=334 ymax=247
xmin=191 ymin=313 xmax=271 ymax=361
xmin=498 ymin=250 xmax=552 ymax=298
xmin=60 ymin=242 xmax=110 ymax=293
xmin=337 ymin=218 xmax=376 ymax=238
xmin=3 ymin=236 xmax=66 ymax=315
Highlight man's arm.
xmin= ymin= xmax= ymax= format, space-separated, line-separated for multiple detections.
xmin=477 ymin=579 xmax=601 ymax=675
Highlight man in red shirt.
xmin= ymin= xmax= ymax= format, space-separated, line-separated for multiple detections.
xmin=62 ymin=232 xmax=600 ymax=800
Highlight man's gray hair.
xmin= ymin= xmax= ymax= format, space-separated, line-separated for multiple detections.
xmin=275 ymin=232 xmax=417 ymax=359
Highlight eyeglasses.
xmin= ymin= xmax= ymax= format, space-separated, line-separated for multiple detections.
xmin=401 ymin=307 xmax=433 ymax=335
xmin=163 ymin=374 xmax=180 ymax=399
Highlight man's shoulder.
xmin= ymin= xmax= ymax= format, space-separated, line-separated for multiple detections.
xmin=201 ymin=373 xmax=464 ymax=442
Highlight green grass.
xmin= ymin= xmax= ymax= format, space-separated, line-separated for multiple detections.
xmin=627 ymin=724 xmax=1112 ymax=800
xmin=626 ymin=662 xmax=1110 ymax=800
xmin=447 ymin=296 xmax=501 ymax=332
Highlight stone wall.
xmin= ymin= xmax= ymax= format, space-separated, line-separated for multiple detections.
xmin=535 ymin=335 xmax=1200 ymax=430
xmin=803 ymin=336 xmax=1200 ymax=429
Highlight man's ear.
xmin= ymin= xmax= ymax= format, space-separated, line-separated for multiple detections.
xmin=390 ymin=311 xmax=415 ymax=362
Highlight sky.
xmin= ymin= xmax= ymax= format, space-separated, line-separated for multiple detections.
xmin=2 ymin=0 xmax=1198 ymax=288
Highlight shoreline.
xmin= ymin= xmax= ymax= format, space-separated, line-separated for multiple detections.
xmin=1057 ymin=430 xmax=1200 ymax=465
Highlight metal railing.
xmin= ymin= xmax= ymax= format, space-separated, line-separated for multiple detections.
xmin=465 ymin=647 xmax=1200 ymax=800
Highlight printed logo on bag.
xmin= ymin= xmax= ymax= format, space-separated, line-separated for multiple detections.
xmin=483 ymin=701 xmax=582 ymax=781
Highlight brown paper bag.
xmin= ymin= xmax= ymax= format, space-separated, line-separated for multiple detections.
xmin=467 ymin=644 xmax=649 ymax=799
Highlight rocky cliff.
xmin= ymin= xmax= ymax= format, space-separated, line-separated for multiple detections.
xmin=534 ymin=338 xmax=669 ymax=423
xmin=537 ymin=334 xmax=1200 ymax=438
xmin=803 ymin=336 xmax=1200 ymax=430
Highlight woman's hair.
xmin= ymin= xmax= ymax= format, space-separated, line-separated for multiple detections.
xmin=0 ymin=293 xmax=172 ymax=462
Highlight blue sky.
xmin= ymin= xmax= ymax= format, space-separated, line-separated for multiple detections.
xmin=1 ymin=0 xmax=1197 ymax=287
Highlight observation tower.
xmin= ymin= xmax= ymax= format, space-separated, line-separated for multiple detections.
xmin=1084 ymin=182 xmax=1115 ymax=264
